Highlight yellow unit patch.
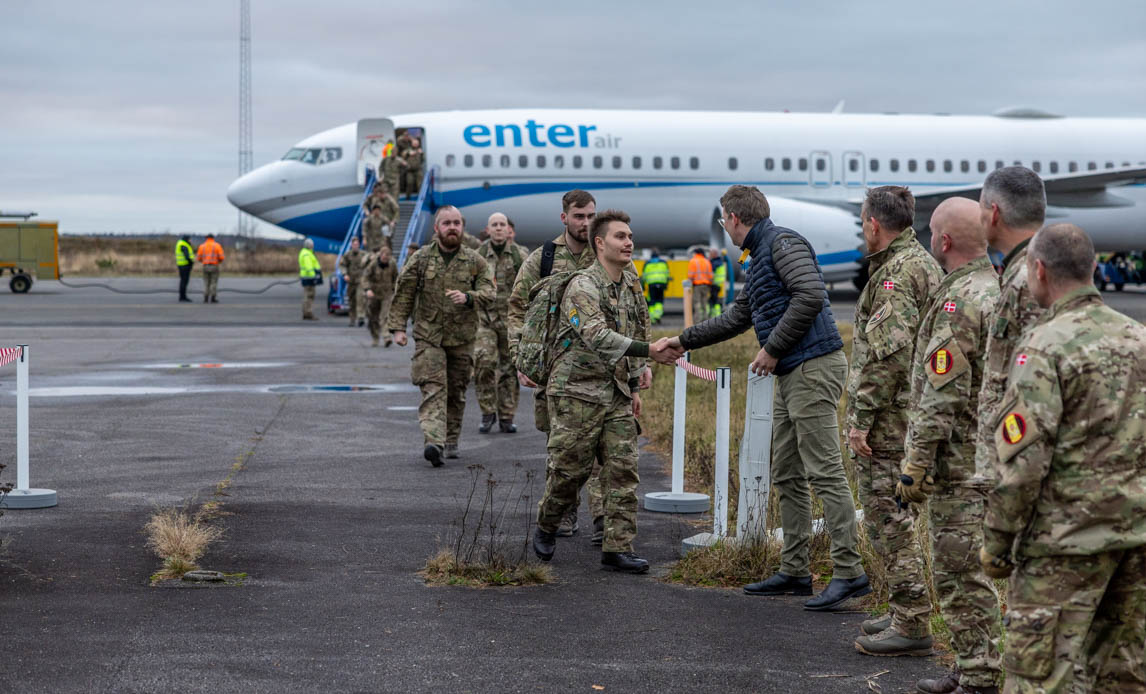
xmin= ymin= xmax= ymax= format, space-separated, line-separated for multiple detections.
xmin=930 ymin=348 xmax=951 ymax=375
xmin=1002 ymin=413 xmax=1026 ymax=444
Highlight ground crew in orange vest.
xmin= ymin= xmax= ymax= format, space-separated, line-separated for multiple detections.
xmin=687 ymin=247 xmax=714 ymax=323
xmin=195 ymin=234 xmax=225 ymax=303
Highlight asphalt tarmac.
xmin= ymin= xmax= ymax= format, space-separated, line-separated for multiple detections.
xmin=0 ymin=276 xmax=1142 ymax=693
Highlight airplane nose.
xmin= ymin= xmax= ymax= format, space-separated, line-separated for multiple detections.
xmin=226 ymin=170 xmax=258 ymax=211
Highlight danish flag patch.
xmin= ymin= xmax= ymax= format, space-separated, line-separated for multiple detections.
xmin=1016 ymin=354 xmax=1028 ymax=366
xmin=882 ymin=281 xmax=895 ymax=290
xmin=943 ymin=301 xmax=957 ymax=313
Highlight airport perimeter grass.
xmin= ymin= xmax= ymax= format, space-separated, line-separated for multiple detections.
xmin=60 ymin=235 xmax=335 ymax=276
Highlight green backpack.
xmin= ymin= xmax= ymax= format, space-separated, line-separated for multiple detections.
xmin=515 ymin=270 xmax=582 ymax=386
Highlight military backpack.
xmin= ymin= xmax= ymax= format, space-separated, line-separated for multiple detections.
xmin=514 ymin=269 xmax=581 ymax=385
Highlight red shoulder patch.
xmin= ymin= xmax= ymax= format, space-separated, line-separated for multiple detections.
xmin=1015 ymin=354 xmax=1028 ymax=366
xmin=930 ymin=348 xmax=952 ymax=375
xmin=882 ymin=280 xmax=895 ymax=290
xmin=942 ymin=301 xmax=957 ymax=313
xmin=1001 ymin=412 xmax=1026 ymax=444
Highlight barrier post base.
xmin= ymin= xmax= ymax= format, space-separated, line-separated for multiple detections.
xmin=3 ymin=488 xmax=58 ymax=509
xmin=643 ymin=491 xmax=709 ymax=514
xmin=681 ymin=531 xmax=727 ymax=556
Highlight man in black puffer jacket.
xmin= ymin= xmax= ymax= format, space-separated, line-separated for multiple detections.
xmin=665 ymin=185 xmax=869 ymax=611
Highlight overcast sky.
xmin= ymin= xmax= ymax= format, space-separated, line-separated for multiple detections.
xmin=4 ymin=1 xmax=1144 ymax=237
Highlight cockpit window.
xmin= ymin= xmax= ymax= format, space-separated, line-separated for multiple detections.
xmin=283 ymin=147 xmax=340 ymax=165
xmin=318 ymin=147 xmax=342 ymax=164
xmin=300 ymin=148 xmax=322 ymax=164
xmin=282 ymin=148 xmax=306 ymax=161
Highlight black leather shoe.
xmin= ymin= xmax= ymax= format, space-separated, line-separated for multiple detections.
xmin=179 ymin=297 xmax=191 ymax=302
xmin=479 ymin=413 xmax=496 ymax=433
xmin=743 ymin=573 xmax=813 ymax=596
xmin=533 ymin=528 xmax=556 ymax=562
xmin=601 ymin=551 xmax=649 ymax=574
xmin=423 ymin=444 xmax=443 ymax=468
xmin=804 ymin=573 xmax=871 ymax=611
xmin=916 ymin=669 xmax=960 ymax=694
xmin=498 ymin=420 xmax=517 ymax=433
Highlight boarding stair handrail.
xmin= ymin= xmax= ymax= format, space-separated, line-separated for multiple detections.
xmin=396 ymin=165 xmax=438 ymax=268
xmin=331 ymin=168 xmax=378 ymax=307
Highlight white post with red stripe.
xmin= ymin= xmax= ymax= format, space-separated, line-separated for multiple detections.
xmin=643 ymin=352 xmax=711 ymax=514
xmin=712 ymin=367 xmax=731 ymax=537
xmin=4 ymin=345 xmax=57 ymax=509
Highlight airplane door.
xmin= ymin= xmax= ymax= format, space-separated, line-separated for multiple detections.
xmin=810 ymin=151 xmax=832 ymax=187
xmin=843 ymin=151 xmax=866 ymax=187
xmin=356 ymin=118 xmax=396 ymax=186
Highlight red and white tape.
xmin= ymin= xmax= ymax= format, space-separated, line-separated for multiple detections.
xmin=675 ymin=357 xmax=717 ymax=382
xmin=0 ymin=346 xmax=22 ymax=369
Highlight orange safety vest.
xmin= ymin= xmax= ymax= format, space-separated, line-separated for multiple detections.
xmin=688 ymin=254 xmax=713 ymax=286
xmin=196 ymin=239 xmax=225 ymax=265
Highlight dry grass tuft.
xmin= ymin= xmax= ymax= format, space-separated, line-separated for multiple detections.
xmin=421 ymin=548 xmax=553 ymax=588
xmin=145 ymin=506 xmax=223 ymax=581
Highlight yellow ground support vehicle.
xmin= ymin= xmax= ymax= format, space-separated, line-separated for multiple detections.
xmin=0 ymin=220 xmax=60 ymax=293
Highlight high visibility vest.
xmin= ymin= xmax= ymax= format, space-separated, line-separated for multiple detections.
xmin=642 ymin=259 xmax=669 ymax=285
xmin=298 ymin=248 xmax=321 ymax=278
xmin=175 ymin=239 xmax=194 ymax=267
xmin=196 ymin=240 xmax=224 ymax=265
xmin=688 ymin=254 xmax=713 ymax=285
xmin=713 ymin=262 xmax=727 ymax=288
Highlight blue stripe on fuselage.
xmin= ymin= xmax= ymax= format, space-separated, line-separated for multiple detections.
xmin=277 ymin=205 xmax=357 ymax=253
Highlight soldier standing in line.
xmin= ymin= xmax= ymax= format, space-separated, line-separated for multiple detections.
xmin=640 ymin=248 xmax=669 ymax=324
xmin=404 ymin=137 xmax=424 ymax=197
xmin=395 ymin=131 xmax=414 ymax=197
xmin=195 ymin=233 xmax=225 ymax=303
xmin=980 ymin=224 xmax=1146 ymax=693
xmin=387 ymin=206 xmax=495 ymax=467
xmin=338 ymin=236 xmax=368 ymax=327
xmin=475 ymin=213 xmax=527 ymax=434
xmin=508 ymin=190 xmax=651 ymax=544
xmin=847 ymin=186 xmax=942 ymax=657
xmin=363 ymin=246 xmax=397 ymax=347
xmin=531 ymin=210 xmax=679 ymax=574
xmin=972 ymin=167 xmax=1046 ymax=483
xmin=380 ymin=141 xmax=402 ymax=197
xmin=894 ymin=198 xmax=1002 ymax=694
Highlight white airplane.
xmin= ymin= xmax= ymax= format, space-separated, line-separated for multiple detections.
xmin=226 ymin=108 xmax=1146 ymax=284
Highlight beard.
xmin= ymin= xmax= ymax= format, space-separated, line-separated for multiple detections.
xmin=438 ymin=232 xmax=461 ymax=251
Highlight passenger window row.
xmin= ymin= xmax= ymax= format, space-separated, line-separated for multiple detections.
xmin=445 ymin=153 xmax=702 ymax=171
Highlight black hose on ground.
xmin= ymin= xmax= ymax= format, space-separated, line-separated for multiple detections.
xmin=57 ymin=278 xmax=300 ymax=295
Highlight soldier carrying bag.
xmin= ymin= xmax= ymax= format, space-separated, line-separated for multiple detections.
xmin=514 ymin=269 xmax=581 ymax=386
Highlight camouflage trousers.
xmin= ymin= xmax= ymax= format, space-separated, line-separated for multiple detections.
xmin=474 ymin=323 xmax=520 ymax=420
xmin=364 ymin=228 xmax=388 ymax=253
xmin=345 ymin=280 xmax=363 ymax=323
xmin=690 ymin=284 xmax=711 ymax=325
xmin=536 ymin=391 xmax=639 ymax=552
xmin=533 ymin=389 xmax=605 ymax=521
xmin=302 ymin=284 xmax=316 ymax=318
xmin=403 ymin=166 xmax=423 ymax=196
xmin=1002 ymin=546 xmax=1146 ymax=693
xmin=202 ymin=265 xmax=219 ymax=300
xmin=411 ymin=342 xmax=473 ymax=447
xmin=928 ymin=484 xmax=1001 ymax=688
xmin=365 ymin=292 xmax=392 ymax=342
xmin=856 ymin=448 xmax=933 ymax=638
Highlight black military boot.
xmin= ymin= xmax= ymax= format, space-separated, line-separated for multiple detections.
xmin=743 ymin=573 xmax=813 ymax=596
xmin=479 ymin=413 xmax=496 ymax=433
xmin=423 ymin=444 xmax=443 ymax=468
xmin=601 ymin=551 xmax=649 ymax=574
xmin=589 ymin=517 xmax=604 ymax=546
xmin=862 ymin=614 xmax=892 ymax=635
xmin=916 ymin=669 xmax=960 ymax=694
xmin=498 ymin=419 xmax=517 ymax=433
xmin=533 ymin=528 xmax=556 ymax=562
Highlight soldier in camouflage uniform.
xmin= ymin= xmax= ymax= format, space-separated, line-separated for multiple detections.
xmin=363 ymin=246 xmax=397 ymax=347
xmin=532 ymin=210 xmax=678 ymax=574
xmin=404 ymin=138 xmax=424 ymax=197
xmin=387 ymin=206 xmax=496 ymax=467
xmin=847 ymin=186 xmax=942 ymax=657
xmin=973 ymin=167 xmax=1046 ymax=483
xmin=508 ymin=190 xmax=651 ymax=544
xmin=980 ymin=224 xmax=1146 ymax=694
xmin=379 ymin=142 xmax=402 ymax=197
xmin=894 ymin=199 xmax=1002 ymax=694
xmin=338 ymin=236 xmax=368 ymax=326
xmin=475 ymin=213 xmax=527 ymax=434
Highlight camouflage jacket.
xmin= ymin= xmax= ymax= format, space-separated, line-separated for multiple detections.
xmin=476 ymin=239 xmax=527 ymax=327
xmin=338 ymin=248 xmax=369 ymax=281
xmin=380 ymin=154 xmax=402 ymax=179
xmin=973 ymin=239 xmax=1042 ymax=478
xmin=362 ymin=216 xmax=392 ymax=251
xmin=508 ymin=232 xmax=650 ymax=357
xmin=385 ymin=241 xmax=495 ymax=347
xmin=405 ymin=147 xmax=424 ymax=168
xmin=902 ymin=256 xmax=1000 ymax=484
xmin=366 ymin=193 xmax=400 ymax=226
xmin=983 ymin=286 xmax=1146 ymax=557
xmin=361 ymin=253 xmax=397 ymax=296
xmin=548 ymin=261 xmax=647 ymax=403
xmin=846 ymin=230 xmax=943 ymax=452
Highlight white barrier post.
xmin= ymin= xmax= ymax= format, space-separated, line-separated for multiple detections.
xmin=737 ymin=372 xmax=774 ymax=541
xmin=712 ymin=367 xmax=731 ymax=537
xmin=644 ymin=352 xmax=710 ymax=514
xmin=5 ymin=345 xmax=57 ymax=509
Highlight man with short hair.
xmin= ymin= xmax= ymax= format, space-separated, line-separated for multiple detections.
xmin=362 ymin=245 xmax=397 ymax=347
xmin=338 ymin=236 xmax=368 ymax=327
xmin=298 ymin=238 xmax=321 ymax=320
xmin=175 ymin=234 xmax=194 ymax=302
xmin=665 ymin=184 xmax=869 ymax=611
xmin=532 ymin=209 xmax=680 ymax=574
xmin=475 ymin=212 xmax=527 ymax=433
xmin=848 ymin=185 xmax=942 ymax=656
xmin=973 ymin=167 xmax=1046 ymax=483
xmin=195 ymin=233 xmax=225 ymax=303
xmin=387 ymin=206 xmax=495 ymax=466
xmin=980 ymin=223 xmax=1146 ymax=693
xmin=896 ymin=198 xmax=1002 ymax=694
xmin=687 ymin=247 xmax=713 ymax=324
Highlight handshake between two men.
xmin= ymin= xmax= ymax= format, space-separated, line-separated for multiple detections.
xmin=650 ymin=336 xmax=780 ymax=377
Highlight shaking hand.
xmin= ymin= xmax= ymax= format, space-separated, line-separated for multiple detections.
xmin=649 ymin=337 xmax=685 ymax=365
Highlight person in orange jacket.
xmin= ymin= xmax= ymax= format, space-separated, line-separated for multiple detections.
xmin=195 ymin=234 xmax=225 ymax=303
xmin=687 ymin=247 xmax=713 ymax=324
